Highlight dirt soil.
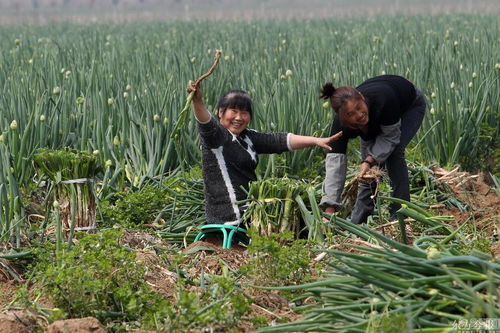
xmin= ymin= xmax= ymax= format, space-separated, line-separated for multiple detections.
xmin=371 ymin=169 xmax=499 ymax=257
xmin=0 ymin=310 xmax=41 ymax=333
xmin=45 ymin=317 xmax=104 ymax=333
xmin=431 ymin=169 xmax=499 ymax=256
xmin=1 ymin=168 xmax=498 ymax=332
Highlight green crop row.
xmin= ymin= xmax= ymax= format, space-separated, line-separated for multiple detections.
xmin=0 ymin=14 xmax=498 ymax=232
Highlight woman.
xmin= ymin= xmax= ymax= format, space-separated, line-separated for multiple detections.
xmin=191 ymin=85 xmax=342 ymax=226
xmin=319 ymin=75 xmax=426 ymax=224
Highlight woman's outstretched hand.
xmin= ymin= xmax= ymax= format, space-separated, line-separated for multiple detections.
xmin=289 ymin=131 xmax=342 ymax=151
xmin=315 ymin=131 xmax=343 ymax=150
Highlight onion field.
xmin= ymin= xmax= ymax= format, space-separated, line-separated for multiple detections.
xmin=0 ymin=11 xmax=499 ymax=333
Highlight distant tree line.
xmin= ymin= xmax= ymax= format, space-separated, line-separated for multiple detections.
xmin=0 ymin=0 xmax=187 ymax=9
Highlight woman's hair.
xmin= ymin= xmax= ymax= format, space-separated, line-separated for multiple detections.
xmin=216 ymin=90 xmax=253 ymax=118
xmin=320 ymin=82 xmax=364 ymax=113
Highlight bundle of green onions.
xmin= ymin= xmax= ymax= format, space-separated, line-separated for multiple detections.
xmin=243 ymin=177 xmax=312 ymax=237
xmin=257 ymin=217 xmax=499 ymax=332
xmin=33 ymin=148 xmax=100 ymax=239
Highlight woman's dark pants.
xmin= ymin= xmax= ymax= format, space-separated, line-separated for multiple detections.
xmin=350 ymin=90 xmax=427 ymax=224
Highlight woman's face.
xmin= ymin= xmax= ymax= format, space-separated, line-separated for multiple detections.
xmin=339 ymin=99 xmax=369 ymax=129
xmin=218 ymin=108 xmax=251 ymax=135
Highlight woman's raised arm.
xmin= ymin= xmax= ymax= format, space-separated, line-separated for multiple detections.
xmin=190 ymin=85 xmax=211 ymax=123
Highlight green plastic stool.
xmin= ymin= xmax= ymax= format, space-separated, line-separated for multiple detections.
xmin=194 ymin=224 xmax=249 ymax=249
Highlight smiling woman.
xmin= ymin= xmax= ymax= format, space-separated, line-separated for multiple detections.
xmin=189 ymin=84 xmax=342 ymax=227
xmin=320 ymin=75 xmax=427 ymax=224
xmin=216 ymin=90 xmax=252 ymax=135
xmin=219 ymin=108 xmax=251 ymax=134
